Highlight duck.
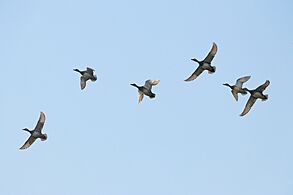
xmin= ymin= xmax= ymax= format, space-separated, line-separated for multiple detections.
xmin=130 ymin=79 xmax=160 ymax=103
xmin=185 ymin=42 xmax=218 ymax=81
xmin=223 ymin=76 xmax=251 ymax=101
xmin=19 ymin=112 xmax=47 ymax=150
xmin=240 ymin=80 xmax=270 ymax=116
xmin=73 ymin=67 xmax=97 ymax=90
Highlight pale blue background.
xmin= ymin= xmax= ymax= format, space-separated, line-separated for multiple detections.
xmin=0 ymin=0 xmax=292 ymax=194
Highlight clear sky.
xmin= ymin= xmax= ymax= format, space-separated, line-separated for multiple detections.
xmin=0 ymin=0 xmax=292 ymax=194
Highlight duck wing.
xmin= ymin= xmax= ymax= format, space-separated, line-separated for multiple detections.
xmin=256 ymin=80 xmax=270 ymax=92
xmin=80 ymin=76 xmax=87 ymax=90
xmin=86 ymin=67 xmax=97 ymax=81
xmin=138 ymin=91 xmax=144 ymax=104
xmin=240 ymin=96 xmax=257 ymax=116
xmin=184 ymin=66 xmax=204 ymax=81
xmin=235 ymin=76 xmax=251 ymax=88
xmin=144 ymin=80 xmax=160 ymax=90
xmin=86 ymin=67 xmax=95 ymax=75
xmin=19 ymin=136 xmax=36 ymax=150
xmin=34 ymin=112 xmax=46 ymax=132
xmin=203 ymin=42 xmax=218 ymax=63
xmin=232 ymin=90 xmax=239 ymax=101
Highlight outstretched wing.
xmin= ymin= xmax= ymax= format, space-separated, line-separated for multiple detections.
xmin=184 ymin=66 xmax=204 ymax=81
xmin=256 ymin=80 xmax=270 ymax=92
xmin=34 ymin=112 xmax=46 ymax=132
xmin=19 ymin=136 xmax=36 ymax=150
xmin=138 ymin=91 xmax=144 ymax=104
xmin=232 ymin=90 xmax=239 ymax=101
xmin=86 ymin=67 xmax=95 ymax=75
xmin=80 ymin=76 xmax=87 ymax=90
xmin=144 ymin=80 xmax=160 ymax=90
xmin=203 ymin=42 xmax=218 ymax=63
xmin=235 ymin=76 xmax=251 ymax=88
xmin=240 ymin=96 xmax=257 ymax=116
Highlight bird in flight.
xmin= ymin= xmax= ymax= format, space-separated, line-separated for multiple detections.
xmin=185 ymin=42 xmax=218 ymax=81
xmin=240 ymin=80 xmax=270 ymax=116
xmin=223 ymin=76 xmax=251 ymax=101
xmin=19 ymin=112 xmax=47 ymax=150
xmin=130 ymin=79 xmax=160 ymax=103
xmin=73 ymin=67 xmax=97 ymax=90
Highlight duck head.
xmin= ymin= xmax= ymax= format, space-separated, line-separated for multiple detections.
xmin=22 ymin=128 xmax=32 ymax=134
xmin=191 ymin=58 xmax=200 ymax=63
xmin=130 ymin=83 xmax=139 ymax=88
xmin=223 ymin=83 xmax=232 ymax=89
xmin=73 ymin=69 xmax=82 ymax=74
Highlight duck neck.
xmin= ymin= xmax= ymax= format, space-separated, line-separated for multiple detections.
xmin=130 ymin=83 xmax=139 ymax=89
xmin=243 ymin=88 xmax=252 ymax=94
xmin=73 ymin=69 xmax=83 ymax=75
xmin=223 ymin=83 xmax=232 ymax=89
xmin=191 ymin=58 xmax=200 ymax=64
xmin=23 ymin=128 xmax=33 ymax=134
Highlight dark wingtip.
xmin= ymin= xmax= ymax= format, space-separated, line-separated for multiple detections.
xmin=239 ymin=111 xmax=248 ymax=117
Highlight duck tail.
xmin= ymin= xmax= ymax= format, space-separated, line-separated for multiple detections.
xmin=262 ymin=94 xmax=268 ymax=101
xmin=150 ymin=94 xmax=156 ymax=98
xmin=208 ymin=66 xmax=216 ymax=74
xmin=41 ymin=134 xmax=47 ymax=141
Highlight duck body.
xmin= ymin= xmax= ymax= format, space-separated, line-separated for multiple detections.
xmin=131 ymin=80 xmax=160 ymax=103
xmin=192 ymin=58 xmax=216 ymax=73
xmin=131 ymin=84 xmax=156 ymax=98
xmin=185 ymin=42 xmax=217 ymax=81
xmin=240 ymin=80 xmax=270 ymax=116
xmin=74 ymin=67 xmax=97 ymax=90
xmin=247 ymin=89 xmax=268 ymax=100
xmin=26 ymin=129 xmax=47 ymax=141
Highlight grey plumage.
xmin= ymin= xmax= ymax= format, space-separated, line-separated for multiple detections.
xmin=74 ymin=67 xmax=97 ymax=90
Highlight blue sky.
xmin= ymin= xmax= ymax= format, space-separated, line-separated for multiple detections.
xmin=0 ymin=0 xmax=292 ymax=194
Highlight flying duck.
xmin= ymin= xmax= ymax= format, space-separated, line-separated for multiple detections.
xmin=184 ymin=42 xmax=218 ymax=81
xmin=223 ymin=76 xmax=251 ymax=101
xmin=240 ymin=80 xmax=270 ymax=116
xmin=19 ymin=112 xmax=47 ymax=150
xmin=130 ymin=79 xmax=160 ymax=103
xmin=73 ymin=67 xmax=97 ymax=90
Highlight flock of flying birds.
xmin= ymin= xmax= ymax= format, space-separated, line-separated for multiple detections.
xmin=19 ymin=42 xmax=270 ymax=150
